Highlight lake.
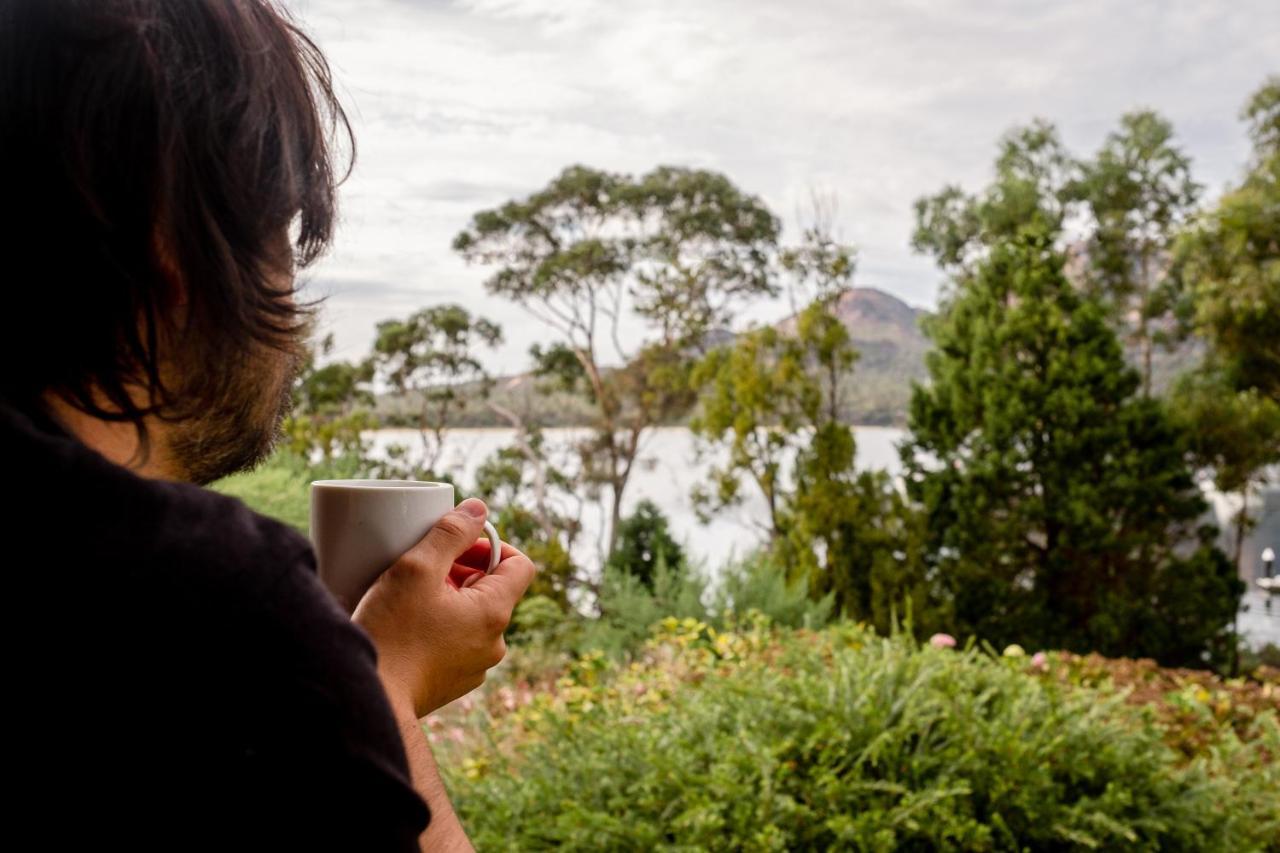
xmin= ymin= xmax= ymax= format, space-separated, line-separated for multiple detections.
xmin=366 ymin=425 xmax=907 ymax=573
xmin=364 ymin=426 xmax=1279 ymax=650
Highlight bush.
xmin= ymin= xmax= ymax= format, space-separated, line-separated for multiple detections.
xmin=444 ymin=621 xmax=1279 ymax=851
xmin=575 ymin=556 xmax=709 ymax=659
xmin=711 ymin=551 xmax=836 ymax=630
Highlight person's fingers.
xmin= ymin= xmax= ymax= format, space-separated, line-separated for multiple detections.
xmin=455 ymin=538 xmax=526 ymax=572
xmin=450 ymin=563 xmax=485 ymax=588
xmin=466 ymin=552 xmax=537 ymax=612
xmin=401 ymin=499 xmax=488 ymax=582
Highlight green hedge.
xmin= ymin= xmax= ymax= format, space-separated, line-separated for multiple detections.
xmin=444 ymin=620 xmax=1279 ymax=851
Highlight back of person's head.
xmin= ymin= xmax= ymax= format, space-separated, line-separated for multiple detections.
xmin=0 ymin=0 xmax=351 ymax=447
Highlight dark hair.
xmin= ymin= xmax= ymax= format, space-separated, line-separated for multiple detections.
xmin=0 ymin=0 xmax=351 ymax=459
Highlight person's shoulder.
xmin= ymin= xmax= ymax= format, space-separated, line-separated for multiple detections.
xmin=153 ymin=479 xmax=378 ymax=658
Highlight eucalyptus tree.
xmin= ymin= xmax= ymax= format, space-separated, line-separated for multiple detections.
xmin=454 ymin=164 xmax=779 ymax=553
xmin=911 ymin=119 xmax=1076 ymax=274
xmin=1073 ymin=110 xmax=1201 ymax=396
xmin=1167 ymin=77 xmax=1280 ymax=577
xmin=1172 ymin=76 xmax=1280 ymax=404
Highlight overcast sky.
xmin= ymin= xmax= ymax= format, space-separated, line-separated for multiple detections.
xmin=287 ymin=0 xmax=1278 ymax=374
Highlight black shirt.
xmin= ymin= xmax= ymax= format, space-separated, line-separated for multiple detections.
xmin=2 ymin=395 xmax=431 ymax=850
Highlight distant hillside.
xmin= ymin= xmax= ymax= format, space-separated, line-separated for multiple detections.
xmin=376 ymin=288 xmax=931 ymax=428
xmin=775 ymin=287 xmax=932 ymax=425
xmin=373 ymin=286 xmax=1200 ymax=429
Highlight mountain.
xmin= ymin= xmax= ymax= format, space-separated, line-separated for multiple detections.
xmin=774 ymin=287 xmax=931 ymax=425
xmin=375 ymin=287 xmax=932 ymax=428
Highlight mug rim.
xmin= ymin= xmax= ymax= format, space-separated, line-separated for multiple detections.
xmin=310 ymin=479 xmax=453 ymax=489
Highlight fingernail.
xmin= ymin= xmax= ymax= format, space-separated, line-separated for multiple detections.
xmin=458 ymin=498 xmax=487 ymax=519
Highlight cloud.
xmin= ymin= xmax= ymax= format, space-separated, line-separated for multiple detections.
xmin=287 ymin=0 xmax=1280 ymax=373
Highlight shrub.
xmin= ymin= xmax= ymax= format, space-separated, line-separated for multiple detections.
xmin=575 ymin=556 xmax=709 ymax=659
xmin=711 ymin=551 xmax=836 ymax=630
xmin=444 ymin=621 xmax=1279 ymax=851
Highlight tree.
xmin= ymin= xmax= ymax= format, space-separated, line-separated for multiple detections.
xmin=1171 ymin=76 xmax=1280 ymax=403
xmin=912 ymin=119 xmax=1075 ymax=274
xmin=454 ymin=165 xmax=779 ymax=554
xmin=901 ymin=224 xmax=1241 ymax=667
xmin=368 ymin=304 xmax=501 ymax=479
xmin=1165 ymin=77 xmax=1280 ymax=586
xmin=1172 ymin=373 xmax=1280 ymax=572
xmin=472 ymin=425 xmax=582 ymax=609
xmin=283 ymin=332 xmax=378 ymax=462
xmin=1073 ymin=110 xmax=1201 ymax=395
xmin=689 ymin=213 xmax=857 ymax=540
xmin=689 ymin=220 xmax=938 ymax=634
xmin=605 ymin=500 xmax=686 ymax=591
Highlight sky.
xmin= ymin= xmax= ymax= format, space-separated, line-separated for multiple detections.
xmin=286 ymin=0 xmax=1279 ymax=375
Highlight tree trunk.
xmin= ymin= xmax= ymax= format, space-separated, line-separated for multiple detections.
xmin=1233 ymin=487 xmax=1249 ymax=574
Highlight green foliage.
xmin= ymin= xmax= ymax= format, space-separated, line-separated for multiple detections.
xmin=911 ymin=119 xmax=1074 ymax=274
xmin=710 ymin=552 xmax=835 ymax=630
xmin=209 ymin=448 xmax=366 ymax=534
xmin=280 ymin=409 xmax=377 ymax=463
xmin=605 ymin=499 xmax=686 ymax=590
xmin=577 ymin=556 xmax=709 ymax=659
xmin=902 ymin=225 xmax=1242 ymax=667
xmin=1173 ymin=373 xmax=1280 ymax=497
xmin=1171 ymin=78 xmax=1280 ymax=404
xmin=1073 ymin=110 xmax=1201 ymax=395
xmin=780 ymin=459 xmax=942 ymax=639
xmin=690 ymin=226 xmax=935 ymax=634
xmin=1242 ymin=74 xmax=1280 ymax=161
xmin=447 ymin=622 xmax=1280 ymax=851
xmin=284 ymin=332 xmax=380 ymax=463
xmin=369 ymin=304 xmax=502 ymax=478
xmin=470 ymin=427 xmax=583 ymax=608
xmin=454 ymin=163 xmax=781 ymax=552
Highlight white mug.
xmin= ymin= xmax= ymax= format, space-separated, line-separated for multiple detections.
xmin=309 ymin=479 xmax=501 ymax=615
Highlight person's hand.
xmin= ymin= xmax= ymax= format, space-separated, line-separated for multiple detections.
xmin=351 ymin=498 xmax=536 ymax=718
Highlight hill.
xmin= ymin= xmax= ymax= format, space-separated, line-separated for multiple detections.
xmin=375 ymin=287 xmax=932 ymax=428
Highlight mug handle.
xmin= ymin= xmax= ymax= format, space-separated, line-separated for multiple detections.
xmin=482 ymin=520 xmax=502 ymax=573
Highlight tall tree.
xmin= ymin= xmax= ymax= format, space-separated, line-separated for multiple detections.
xmin=368 ymin=304 xmax=501 ymax=478
xmin=689 ymin=216 xmax=856 ymax=541
xmin=912 ymin=119 xmax=1075 ymax=274
xmin=454 ymin=165 xmax=779 ymax=554
xmin=1171 ymin=76 xmax=1280 ymax=403
xmin=1073 ymin=110 xmax=1201 ymax=395
xmin=1166 ymin=77 xmax=1280 ymax=583
xmin=901 ymin=224 xmax=1240 ymax=667
xmin=689 ymin=223 xmax=937 ymax=634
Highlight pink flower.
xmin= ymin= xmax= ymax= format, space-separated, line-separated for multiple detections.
xmin=930 ymin=633 xmax=957 ymax=649
xmin=1031 ymin=652 xmax=1048 ymax=670
xmin=448 ymin=727 xmax=466 ymax=744
xmin=499 ymin=687 xmax=517 ymax=712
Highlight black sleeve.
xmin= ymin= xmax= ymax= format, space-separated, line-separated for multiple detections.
xmin=227 ymin=531 xmax=433 ymax=851
xmin=148 ymin=500 xmax=434 ymax=851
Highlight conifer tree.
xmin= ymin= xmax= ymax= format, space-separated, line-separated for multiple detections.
xmin=901 ymin=225 xmax=1241 ymax=667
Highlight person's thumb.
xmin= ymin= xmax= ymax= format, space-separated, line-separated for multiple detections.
xmin=405 ymin=498 xmax=489 ymax=581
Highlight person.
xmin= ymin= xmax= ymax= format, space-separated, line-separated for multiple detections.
xmin=0 ymin=1 xmax=535 ymax=850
